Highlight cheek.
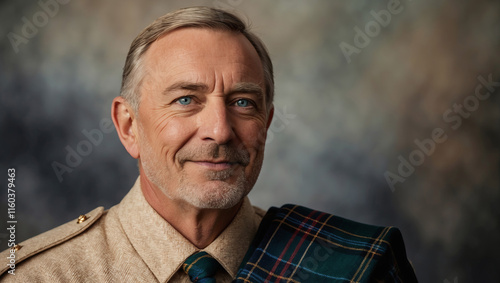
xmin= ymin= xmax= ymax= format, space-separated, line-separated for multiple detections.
xmin=144 ymin=115 xmax=197 ymax=156
xmin=161 ymin=120 xmax=192 ymax=140
xmin=237 ymin=121 xmax=268 ymax=153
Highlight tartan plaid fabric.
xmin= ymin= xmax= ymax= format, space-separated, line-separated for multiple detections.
xmin=183 ymin=251 xmax=221 ymax=283
xmin=233 ymin=204 xmax=418 ymax=283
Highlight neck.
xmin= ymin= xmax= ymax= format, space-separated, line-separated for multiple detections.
xmin=139 ymin=174 xmax=242 ymax=249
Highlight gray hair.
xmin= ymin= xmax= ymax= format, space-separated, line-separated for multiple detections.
xmin=120 ymin=6 xmax=274 ymax=112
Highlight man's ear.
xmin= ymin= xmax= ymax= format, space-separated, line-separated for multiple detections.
xmin=111 ymin=96 xmax=140 ymax=159
xmin=266 ymin=104 xmax=274 ymax=130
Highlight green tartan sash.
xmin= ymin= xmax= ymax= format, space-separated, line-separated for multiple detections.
xmin=233 ymin=204 xmax=418 ymax=282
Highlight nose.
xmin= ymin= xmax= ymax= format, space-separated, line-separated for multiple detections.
xmin=197 ymin=99 xmax=235 ymax=144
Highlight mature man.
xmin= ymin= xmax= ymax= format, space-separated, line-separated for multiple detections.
xmin=1 ymin=7 xmax=417 ymax=282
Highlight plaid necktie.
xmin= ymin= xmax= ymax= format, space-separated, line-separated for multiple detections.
xmin=183 ymin=251 xmax=221 ymax=283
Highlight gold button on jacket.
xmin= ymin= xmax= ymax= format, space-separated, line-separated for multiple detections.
xmin=0 ymin=178 xmax=264 ymax=282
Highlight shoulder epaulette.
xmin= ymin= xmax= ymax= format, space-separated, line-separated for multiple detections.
xmin=0 ymin=207 xmax=104 ymax=276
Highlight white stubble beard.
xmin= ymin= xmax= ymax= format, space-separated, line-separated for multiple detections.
xmin=139 ymin=126 xmax=258 ymax=210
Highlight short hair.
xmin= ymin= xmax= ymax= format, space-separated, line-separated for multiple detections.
xmin=120 ymin=6 xmax=274 ymax=112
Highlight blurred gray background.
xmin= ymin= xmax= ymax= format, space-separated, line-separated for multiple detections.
xmin=1 ymin=0 xmax=499 ymax=282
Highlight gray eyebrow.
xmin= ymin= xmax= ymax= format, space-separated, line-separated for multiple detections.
xmin=163 ymin=82 xmax=208 ymax=95
xmin=229 ymin=82 xmax=264 ymax=98
xmin=162 ymin=81 xmax=263 ymax=97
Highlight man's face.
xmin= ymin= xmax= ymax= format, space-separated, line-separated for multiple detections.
xmin=136 ymin=28 xmax=272 ymax=210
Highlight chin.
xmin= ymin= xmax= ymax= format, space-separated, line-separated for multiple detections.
xmin=180 ymin=179 xmax=249 ymax=210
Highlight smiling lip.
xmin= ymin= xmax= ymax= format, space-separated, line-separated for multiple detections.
xmin=189 ymin=160 xmax=237 ymax=170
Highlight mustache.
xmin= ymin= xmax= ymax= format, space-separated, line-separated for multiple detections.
xmin=177 ymin=143 xmax=250 ymax=166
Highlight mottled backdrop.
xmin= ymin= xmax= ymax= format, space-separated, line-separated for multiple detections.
xmin=1 ymin=0 xmax=499 ymax=282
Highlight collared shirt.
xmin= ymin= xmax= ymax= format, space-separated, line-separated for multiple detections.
xmin=1 ymin=178 xmax=265 ymax=282
xmin=116 ymin=178 xmax=265 ymax=282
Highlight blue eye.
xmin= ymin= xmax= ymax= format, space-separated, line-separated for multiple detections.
xmin=236 ymin=99 xmax=249 ymax=107
xmin=177 ymin=96 xmax=192 ymax=105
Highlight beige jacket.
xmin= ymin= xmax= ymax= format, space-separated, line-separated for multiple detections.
xmin=0 ymin=179 xmax=264 ymax=282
